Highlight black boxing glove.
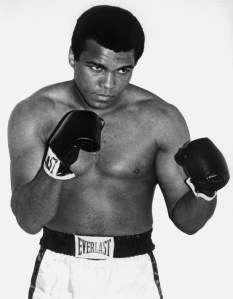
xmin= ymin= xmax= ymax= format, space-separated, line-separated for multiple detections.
xmin=44 ymin=110 xmax=104 ymax=180
xmin=175 ymin=138 xmax=230 ymax=201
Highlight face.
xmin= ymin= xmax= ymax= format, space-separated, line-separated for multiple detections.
xmin=69 ymin=39 xmax=135 ymax=110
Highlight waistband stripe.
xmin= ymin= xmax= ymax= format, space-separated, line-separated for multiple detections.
xmin=40 ymin=227 xmax=155 ymax=259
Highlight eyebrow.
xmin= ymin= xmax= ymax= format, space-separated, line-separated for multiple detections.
xmin=86 ymin=61 xmax=134 ymax=70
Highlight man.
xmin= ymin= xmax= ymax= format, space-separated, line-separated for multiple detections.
xmin=8 ymin=5 xmax=229 ymax=299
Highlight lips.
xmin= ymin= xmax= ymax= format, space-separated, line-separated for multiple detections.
xmin=96 ymin=94 xmax=114 ymax=97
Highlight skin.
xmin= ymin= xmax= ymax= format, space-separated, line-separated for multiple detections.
xmin=8 ymin=39 xmax=217 ymax=236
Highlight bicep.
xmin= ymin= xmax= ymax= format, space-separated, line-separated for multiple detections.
xmin=155 ymin=105 xmax=190 ymax=215
xmin=156 ymin=149 xmax=189 ymax=215
xmin=8 ymin=104 xmax=45 ymax=191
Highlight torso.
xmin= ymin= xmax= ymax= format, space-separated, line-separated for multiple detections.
xmin=28 ymin=80 xmax=172 ymax=236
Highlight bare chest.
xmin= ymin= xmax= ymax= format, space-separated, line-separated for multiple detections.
xmin=70 ymin=115 xmax=158 ymax=180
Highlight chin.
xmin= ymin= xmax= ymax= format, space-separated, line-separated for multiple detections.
xmin=90 ymin=103 xmax=112 ymax=110
xmin=87 ymin=99 xmax=116 ymax=110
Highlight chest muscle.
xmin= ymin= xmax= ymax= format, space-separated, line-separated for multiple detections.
xmin=71 ymin=118 xmax=157 ymax=180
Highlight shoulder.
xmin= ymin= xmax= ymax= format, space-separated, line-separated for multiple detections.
xmin=9 ymin=81 xmax=73 ymax=128
xmin=11 ymin=80 xmax=74 ymax=111
xmin=127 ymin=83 xmax=186 ymax=121
xmin=126 ymin=84 xmax=190 ymax=148
xmin=8 ymin=81 xmax=74 ymax=146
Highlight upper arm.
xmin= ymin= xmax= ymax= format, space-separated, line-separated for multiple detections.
xmin=155 ymin=104 xmax=190 ymax=215
xmin=8 ymin=100 xmax=46 ymax=192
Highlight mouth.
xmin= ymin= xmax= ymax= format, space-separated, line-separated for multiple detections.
xmin=96 ymin=94 xmax=114 ymax=98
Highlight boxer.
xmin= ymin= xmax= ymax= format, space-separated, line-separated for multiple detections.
xmin=8 ymin=5 xmax=229 ymax=299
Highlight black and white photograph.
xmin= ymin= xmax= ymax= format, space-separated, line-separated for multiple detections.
xmin=1 ymin=0 xmax=232 ymax=298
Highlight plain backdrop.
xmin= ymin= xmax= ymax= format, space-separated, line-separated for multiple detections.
xmin=1 ymin=0 xmax=232 ymax=298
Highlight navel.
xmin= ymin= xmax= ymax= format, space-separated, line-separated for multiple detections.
xmin=133 ymin=168 xmax=141 ymax=175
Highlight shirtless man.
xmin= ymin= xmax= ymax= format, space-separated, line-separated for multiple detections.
xmin=8 ymin=5 xmax=229 ymax=299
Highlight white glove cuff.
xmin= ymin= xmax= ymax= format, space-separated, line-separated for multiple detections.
xmin=186 ymin=178 xmax=216 ymax=201
xmin=44 ymin=147 xmax=75 ymax=180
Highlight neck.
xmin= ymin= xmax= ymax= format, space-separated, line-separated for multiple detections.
xmin=72 ymin=80 xmax=127 ymax=115
xmin=72 ymin=80 xmax=90 ymax=110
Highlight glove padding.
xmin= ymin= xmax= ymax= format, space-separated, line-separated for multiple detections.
xmin=44 ymin=110 xmax=104 ymax=180
xmin=175 ymin=138 xmax=230 ymax=200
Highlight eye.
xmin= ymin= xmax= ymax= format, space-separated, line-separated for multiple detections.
xmin=90 ymin=65 xmax=103 ymax=72
xmin=118 ymin=68 xmax=130 ymax=74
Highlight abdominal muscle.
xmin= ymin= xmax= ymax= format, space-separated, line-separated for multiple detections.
xmin=46 ymin=169 xmax=156 ymax=236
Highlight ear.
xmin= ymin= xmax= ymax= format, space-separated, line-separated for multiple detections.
xmin=68 ymin=47 xmax=75 ymax=68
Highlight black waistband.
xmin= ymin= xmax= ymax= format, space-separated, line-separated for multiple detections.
xmin=40 ymin=227 xmax=155 ymax=258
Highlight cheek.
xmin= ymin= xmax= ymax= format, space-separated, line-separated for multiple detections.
xmin=117 ymin=75 xmax=132 ymax=91
xmin=75 ymin=70 xmax=97 ymax=91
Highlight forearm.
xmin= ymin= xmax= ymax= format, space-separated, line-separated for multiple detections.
xmin=170 ymin=191 xmax=217 ymax=235
xmin=11 ymin=169 xmax=63 ymax=234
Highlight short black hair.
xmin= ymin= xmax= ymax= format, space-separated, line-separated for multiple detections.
xmin=71 ymin=5 xmax=145 ymax=64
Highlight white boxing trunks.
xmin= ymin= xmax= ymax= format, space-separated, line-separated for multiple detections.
xmin=29 ymin=227 xmax=163 ymax=299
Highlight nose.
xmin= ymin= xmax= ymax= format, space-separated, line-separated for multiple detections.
xmin=99 ymin=72 xmax=116 ymax=90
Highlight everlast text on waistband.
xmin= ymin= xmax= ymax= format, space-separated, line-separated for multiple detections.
xmin=75 ymin=235 xmax=115 ymax=259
